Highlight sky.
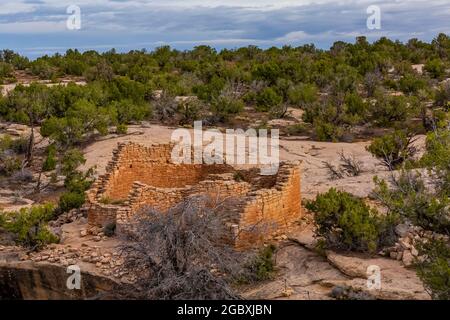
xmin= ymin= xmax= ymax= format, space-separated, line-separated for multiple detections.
xmin=0 ymin=0 xmax=449 ymax=58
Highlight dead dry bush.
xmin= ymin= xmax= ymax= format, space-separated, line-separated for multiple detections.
xmin=117 ymin=196 xmax=273 ymax=300
xmin=323 ymin=151 xmax=363 ymax=180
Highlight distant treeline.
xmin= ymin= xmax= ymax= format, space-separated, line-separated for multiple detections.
xmin=0 ymin=34 xmax=449 ymax=143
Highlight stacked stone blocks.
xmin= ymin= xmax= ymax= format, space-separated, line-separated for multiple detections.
xmin=86 ymin=142 xmax=302 ymax=249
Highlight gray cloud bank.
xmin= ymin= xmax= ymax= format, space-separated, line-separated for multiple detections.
xmin=0 ymin=0 xmax=449 ymax=58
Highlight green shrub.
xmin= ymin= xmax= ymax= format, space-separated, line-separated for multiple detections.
xmin=372 ymin=127 xmax=450 ymax=233
xmin=99 ymin=196 xmax=126 ymax=205
xmin=256 ymin=88 xmax=282 ymax=112
xmin=435 ymin=83 xmax=450 ymax=108
xmin=399 ymin=74 xmax=426 ymax=94
xmin=0 ymin=135 xmax=27 ymax=177
xmin=370 ymin=95 xmax=411 ymax=126
xmin=31 ymin=59 xmax=55 ymax=79
xmin=42 ymin=144 xmax=57 ymax=171
xmin=0 ymin=134 xmax=29 ymax=154
xmin=103 ymin=222 xmax=116 ymax=237
xmin=112 ymin=99 xmax=150 ymax=124
xmin=0 ymin=204 xmax=58 ymax=249
xmin=61 ymin=148 xmax=94 ymax=193
xmin=53 ymin=148 xmax=93 ymax=213
xmin=0 ymin=62 xmax=13 ymax=78
xmin=286 ymin=123 xmax=309 ymax=136
xmin=61 ymin=148 xmax=85 ymax=176
xmin=177 ymin=99 xmax=203 ymax=124
xmin=251 ymin=244 xmax=276 ymax=281
xmin=0 ymin=154 xmax=21 ymax=176
xmin=314 ymin=120 xmax=344 ymax=142
xmin=425 ymin=58 xmax=446 ymax=79
xmin=415 ymin=239 xmax=450 ymax=300
xmin=420 ymin=129 xmax=450 ymax=196
xmin=344 ymin=92 xmax=369 ymax=119
xmin=373 ymin=173 xmax=450 ymax=234
xmin=99 ymin=196 xmax=112 ymax=204
xmin=233 ymin=172 xmax=244 ymax=182
xmin=253 ymin=62 xmax=281 ymax=84
xmin=210 ymin=95 xmax=244 ymax=121
xmin=242 ymin=244 xmax=277 ymax=283
xmin=59 ymin=191 xmax=85 ymax=213
xmin=64 ymin=174 xmax=93 ymax=194
xmin=287 ymin=83 xmax=318 ymax=107
xmin=306 ymin=188 xmax=398 ymax=252
xmin=116 ymin=123 xmax=128 ymax=134
xmin=0 ymin=134 xmax=13 ymax=151
xmin=367 ymin=130 xmax=417 ymax=170
xmin=9 ymin=136 xmax=29 ymax=154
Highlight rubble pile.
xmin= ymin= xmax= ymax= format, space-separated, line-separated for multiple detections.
xmin=380 ymin=222 xmax=449 ymax=267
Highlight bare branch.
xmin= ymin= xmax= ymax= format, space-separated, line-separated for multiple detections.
xmin=116 ymin=196 xmax=259 ymax=300
xmin=338 ymin=150 xmax=363 ymax=177
xmin=323 ymin=161 xmax=344 ymax=180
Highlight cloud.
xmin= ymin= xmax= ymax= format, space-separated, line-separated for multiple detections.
xmin=0 ymin=21 xmax=65 ymax=33
xmin=0 ymin=1 xmax=36 ymax=15
xmin=0 ymin=0 xmax=448 ymax=58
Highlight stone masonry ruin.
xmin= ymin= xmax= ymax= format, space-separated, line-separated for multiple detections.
xmin=86 ymin=142 xmax=302 ymax=249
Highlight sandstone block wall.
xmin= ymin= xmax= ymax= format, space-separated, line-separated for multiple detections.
xmin=234 ymin=164 xmax=302 ymax=249
xmin=86 ymin=142 xmax=302 ymax=249
xmin=100 ymin=143 xmax=232 ymax=200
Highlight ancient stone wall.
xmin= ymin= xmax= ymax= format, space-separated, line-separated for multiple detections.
xmin=86 ymin=142 xmax=234 ymax=227
xmin=234 ymin=164 xmax=302 ymax=249
xmin=86 ymin=203 xmax=119 ymax=227
xmin=115 ymin=176 xmax=252 ymax=224
xmin=86 ymin=142 xmax=302 ymax=249
xmin=100 ymin=143 xmax=232 ymax=200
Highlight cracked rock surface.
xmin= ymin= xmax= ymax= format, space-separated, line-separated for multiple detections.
xmin=241 ymin=225 xmax=430 ymax=300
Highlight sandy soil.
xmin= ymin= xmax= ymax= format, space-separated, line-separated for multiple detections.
xmin=0 ymin=121 xmax=430 ymax=300
xmin=1 ymin=80 xmax=87 ymax=97
xmin=81 ymin=124 xmax=426 ymax=200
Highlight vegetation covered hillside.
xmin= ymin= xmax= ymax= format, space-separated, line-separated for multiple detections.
xmin=0 ymin=34 xmax=449 ymax=144
xmin=1 ymin=34 xmax=449 ymax=300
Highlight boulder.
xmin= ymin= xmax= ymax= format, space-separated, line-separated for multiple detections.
xmin=395 ymin=224 xmax=410 ymax=237
xmin=399 ymin=238 xmax=411 ymax=250
xmin=402 ymin=250 xmax=414 ymax=267
xmin=282 ymin=287 xmax=294 ymax=297
xmin=242 ymin=245 xmax=430 ymax=300
xmin=5 ymin=124 xmax=30 ymax=136
xmin=325 ymin=251 xmax=430 ymax=300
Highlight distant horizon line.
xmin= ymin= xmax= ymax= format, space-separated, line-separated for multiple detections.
xmin=2 ymin=32 xmax=449 ymax=60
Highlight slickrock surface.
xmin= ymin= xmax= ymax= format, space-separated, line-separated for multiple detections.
xmin=241 ymin=222 xmax=430 ymax=300
xmin=80 ymin=124 xmax=426 ymax=200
